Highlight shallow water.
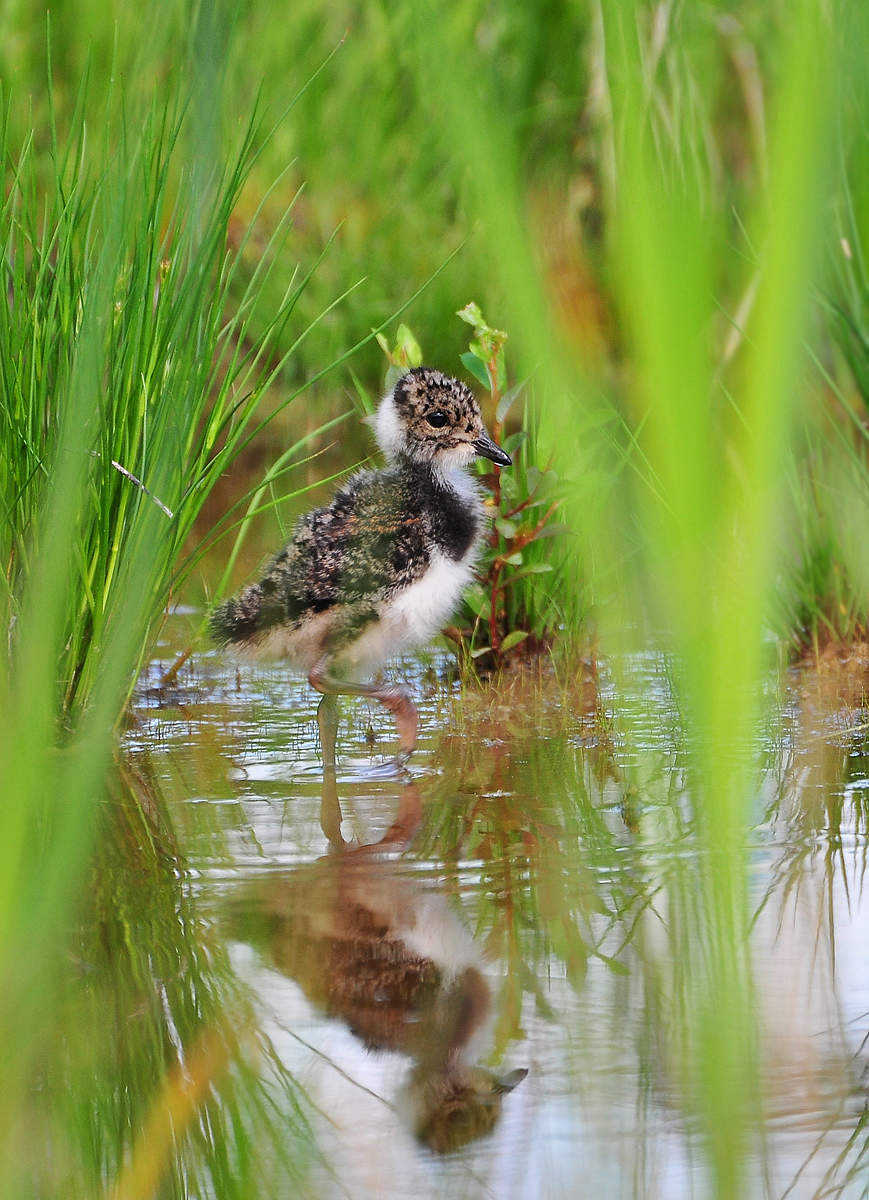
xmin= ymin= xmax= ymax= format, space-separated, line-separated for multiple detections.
xmin=127 ymin=622 xmax=869 ymax=1199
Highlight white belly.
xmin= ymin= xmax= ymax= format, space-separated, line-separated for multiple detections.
xmin=342 ymin=550 xmax=476 ymax=671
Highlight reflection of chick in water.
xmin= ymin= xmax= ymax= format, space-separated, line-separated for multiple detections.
xmin=232 ymin=784 xmax=526 ymax=1153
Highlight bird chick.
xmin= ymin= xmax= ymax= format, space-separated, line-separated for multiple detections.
xmin=210 ymin=367 xmax=511 ymax=765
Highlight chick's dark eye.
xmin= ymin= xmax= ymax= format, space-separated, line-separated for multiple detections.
xmin=426 ymin=410 xmax=448 ymax=428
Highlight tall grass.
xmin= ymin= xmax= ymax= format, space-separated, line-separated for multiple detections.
xmin=0 ymin=39 xmax=351 ymax=1195
xmin=1 ymin=0 xmax=596 ymax=384
xmin=1 ymin=68 xmax=323 ymax=718
xmin=392 ymin=1 xmax=847 ymax=1196
xmin=6 ymin=2 xmax=866 ymax=652
xmin=780 ymin=16 xmax=869 ymax=655
xmin=1 ymin=1 xmax=867 ymax=1195
xmin=1 ymin=18 xmax=473 ymax=1184
xmin=603 ymin=3 xmax=834 ymax=1191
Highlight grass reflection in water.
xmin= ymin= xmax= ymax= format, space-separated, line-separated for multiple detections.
xmin=123 ymin=642 xmax=869 ymax=1196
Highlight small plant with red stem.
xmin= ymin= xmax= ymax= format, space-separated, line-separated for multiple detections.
xmin=449 ymin=302 xmax=564 ymax=672
xmin=369 ymin=308 xmax=566 ymax=675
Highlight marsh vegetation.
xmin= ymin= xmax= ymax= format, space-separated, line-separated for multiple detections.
xmin=1 ymin=1 xmax=868 ymax=1196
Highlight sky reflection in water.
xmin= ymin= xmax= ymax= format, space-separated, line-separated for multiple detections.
xmin=131 ymin=633 xmax=869 ymax=1199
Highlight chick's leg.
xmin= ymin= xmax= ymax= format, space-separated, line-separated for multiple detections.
xmin=309 ymin=657 xmax=418 ymax=760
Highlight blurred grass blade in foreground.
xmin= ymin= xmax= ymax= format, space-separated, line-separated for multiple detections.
xmin=0 ymin=36 xmax=337 ymax=1196
xmin=604 ymin=0 xmax=834 ymax=1193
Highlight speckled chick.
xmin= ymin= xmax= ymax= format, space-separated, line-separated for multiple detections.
xmin=210 ymin=367 xmax=511 ymax=761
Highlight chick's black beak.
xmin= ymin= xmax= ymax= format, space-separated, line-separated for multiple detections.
xmin=473 ymin=432 xmax=512 ymax=467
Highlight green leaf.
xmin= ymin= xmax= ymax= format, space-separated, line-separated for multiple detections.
xmin=503 ymin=430 xmax=528 ymax=454
xmin=456 ymin=301 xmax=485 ymax=329
xmin=494 ymin=516 xmax=517 ymax=538
xmin=603 ymin=956 xmax=630 ymax=977
xmin=463 ymin=583 xmax=489 ymax=618
xmin=538 ymin=468 xmax=558 ymax=491
xmin=460 ymin=351 xmax=491 ymax=390
xmin=500 ymin=564 xmax=554 ymax=587
xmin=348 ymin=369 xmax=375 ymax=417
xmin=395 ymin=323 xmax=423 ymax=367
xmin=502 ymin=551 xmax=523 ymax=566
xmin=495 ymin=347 xmax=507 ymax=395
xmin=499 ymin=473 xmax=518 ymax=499
xmin=470 ymin=644 xmax=492 ymax=658
xmin=534 ymin=523 xmax=570 ymax=539
xmin=456 ymin=302 xmax=507 ymax=361
xmin=496 ymin=379 xmax=526 ymax=424
xmin=523 ymin=465 xmax=540 ymax=494
xmin=500 ymin=630 xmax=529 ymax=653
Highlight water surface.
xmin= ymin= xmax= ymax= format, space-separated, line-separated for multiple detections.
xmin=129 ymin=624 xmax=869 ymax=1198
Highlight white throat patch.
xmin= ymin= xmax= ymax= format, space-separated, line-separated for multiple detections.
xmin=374 ymin=393 xmax=403 ymax=461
